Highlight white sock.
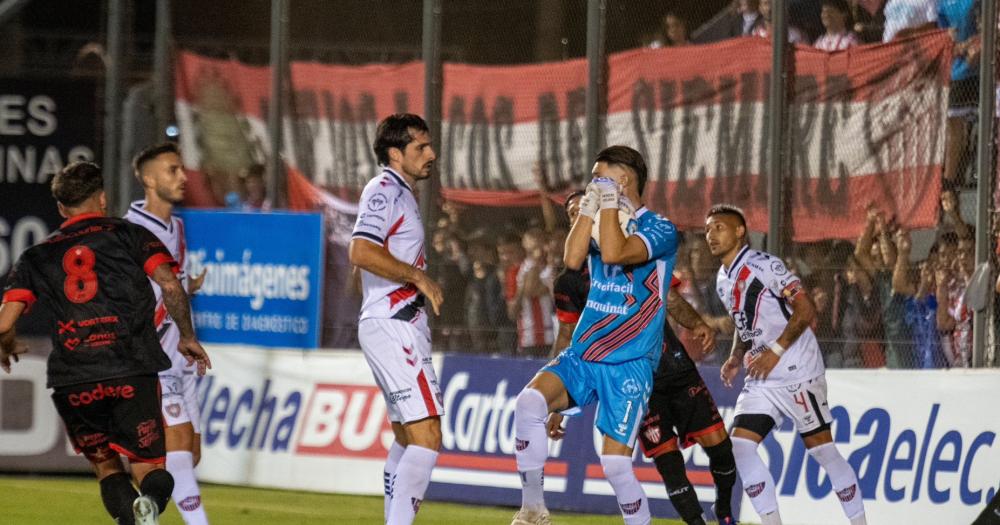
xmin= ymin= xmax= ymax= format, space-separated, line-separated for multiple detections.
xmin=384 ymin=441 xmax=406 ymax=523
xmin=166 ymin=451 xmax=208 ymax=525
xmin=514 ymin=388 xmax=549 ymax=513
xmin=732 ymin=437 xmax=781 ymax=523
xmin=600 ymin=454 xmax=650 ymax=525
xmin=386 ymin=445 xmax=438 ymax=525
xmin=808 ymin=443 xmax=866 ymax=522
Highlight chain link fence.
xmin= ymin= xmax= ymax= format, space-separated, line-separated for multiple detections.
xmin=3 ymin=0 xmax=998 ymax=368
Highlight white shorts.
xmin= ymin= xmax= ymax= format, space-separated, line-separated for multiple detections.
xmin=159 ymin=370 xmax=202 ymax=433
xmin=358 ymin=318 xmax=444 ymax=424
xmin=734 ymin=375 xmax=832 ymax=436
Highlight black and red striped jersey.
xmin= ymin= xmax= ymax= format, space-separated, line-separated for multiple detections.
xmin=2 ymin=213 xmax=174 ymax=387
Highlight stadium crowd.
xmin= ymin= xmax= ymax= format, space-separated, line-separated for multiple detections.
xmin=424 ymin=186 xmax=987 ymax=370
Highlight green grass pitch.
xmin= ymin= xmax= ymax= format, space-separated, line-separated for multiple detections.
xmin=0 ymin=475 xmax=689 ymax=524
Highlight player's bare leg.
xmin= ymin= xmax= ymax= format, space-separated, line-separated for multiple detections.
xmin=731 ymin=426 xmax=782 ymax=525
xmin=802 ymin=430 xmax=867 ymax=525
xmin=386 ymin=416 xmax=440 ymax=525
xmin=512 ymin=371 xmax=569 ymax=525
xmin=165 ymin=422 xmax=209 ymax=524
xmin=601 ymin=437 xmax=651 ymax=525
xmin=693 ymin=428 xmax=737 ymax=524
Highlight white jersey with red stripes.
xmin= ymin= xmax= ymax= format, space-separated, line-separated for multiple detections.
xmin=351 ymin=168 xmax=428 ymax=331
xmin=515 ymin=259 xmax=555 ymax=348
xmin=124 ymin=200 xmax=190 ymax=373
xmin=715 ymin=245 xmax=824 ymax=387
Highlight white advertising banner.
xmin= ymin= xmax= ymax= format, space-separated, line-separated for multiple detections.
xmin=193 ymin=344 xmax=423 ymax=495
xmin=739 ymin=369 xmax=1000 ymax=524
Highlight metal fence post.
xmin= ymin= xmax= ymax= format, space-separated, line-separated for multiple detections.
xmin=585 ymin=0 xmax=606 ymax=164
xmin=973 ymin=0 xmax=997 ymax=368
xmin=421 ymin=0 xmax=442 ymax=228
xmin=153 ymin=0 xmax=172 ymax=140
xmin=767 ymin=0 xmax=789 ymax=256
xmin=268 ymin=0 xmax=289 ymax=209
xmin=104 ymin=0 xmax=124 ymax=214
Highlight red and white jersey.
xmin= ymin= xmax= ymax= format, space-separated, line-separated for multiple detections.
xmin=352 ymin=168 xmax=428 ymax=330
xmin=124 ymin=200 xmax=190 ymax=373
xmin=515 ymin=259 xmax=555 ymax=349
xmin=715 ymin=245 xmax=824 ymax=386
xmin=814 ymin=31 xmax=859 ymax=51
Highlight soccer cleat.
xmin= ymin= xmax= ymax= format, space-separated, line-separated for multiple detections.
xmin=132 ymin=495 xmax=160 ymax=525
xmin=711 ymin=503 xmax=737 ymax=525
xmin=511 ymin=508 xmax=552 ymax=525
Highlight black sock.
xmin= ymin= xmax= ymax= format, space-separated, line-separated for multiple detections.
xmin=654 ymin=450 xmax=706 ymax=525
xmin=139 ymin=468 xmax=175 ymax=514
xmin=973 ymin=489 xmax=1000 ymax=525
xmin=704 ymin=437 xmax=737 ymax=520
xmin=100 ymin=472 xmax=138 ymax=525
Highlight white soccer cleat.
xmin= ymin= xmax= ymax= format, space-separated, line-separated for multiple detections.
xmin=132 ymin=495 xmax=160 ymax=525
xmin=511 ymin=508 xmax=552 ymax=525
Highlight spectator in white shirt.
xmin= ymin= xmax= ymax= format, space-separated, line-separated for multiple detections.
xmin=815 ymin=0 xmax=861 ymax=50
xmin=882 ymin=0 xmax=938 ymax=42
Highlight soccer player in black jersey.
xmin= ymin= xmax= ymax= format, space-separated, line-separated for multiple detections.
xmin=0 ymin=162 xmax=211 ymax=525
xmin=548 ymin=210 xmax=737 ymax=524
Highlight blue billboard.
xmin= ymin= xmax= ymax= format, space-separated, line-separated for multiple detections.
xmin=178 ymin=210 xmax=324 ymax=348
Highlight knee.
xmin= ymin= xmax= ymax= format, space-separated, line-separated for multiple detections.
xmin=599 ymin=454 xmax=633 ymax=480
xmin=515 ymin=388 xmax=548 ymax=420
xmin=406 ymin=418 xmax=442 ymax=451
xmin=704 ymin=436 xmax=734 ymax=463
xmin=730 ymin=437 xmax=759 ymax=462
xmin=653 ymin=450 xmax=689 ymax=488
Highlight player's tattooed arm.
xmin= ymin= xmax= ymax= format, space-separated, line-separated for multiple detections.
xmin=721 ymin=328 xmax=748 ymax=387
xmin=667 ymin=289 xmax=715 ymax=353
xmin=152 ymin=264 xmax=196 ymax=338
xmin=774 ymin=290 xmax=817 ymax=350
xmin=666 ymin=288 xmax=706 ymax=330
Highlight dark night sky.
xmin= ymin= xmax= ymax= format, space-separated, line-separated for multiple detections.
xmin=18 ymin=0 xmax=731 ymax=65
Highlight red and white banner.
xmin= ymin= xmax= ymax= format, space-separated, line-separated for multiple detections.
xmin=175 ymin=31 xmax=951 ymax=240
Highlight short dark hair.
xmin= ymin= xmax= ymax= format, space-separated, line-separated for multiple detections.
xmin=706 ymin=204 xmax=748 ymax=230
xmin=595 ymin=145 xmax=649 ymax=196
xmin=132 ymin=142 xmax=180 ymax=179
xmin=52 ymin=161 xmax=104 ymax=207
xmin=373 ymin=113 xmax=429 ymax=166
xmin=820 ymin=0 xmax=850 ymax=13
xmin=564 ymin=190 xmax=586 ymax=212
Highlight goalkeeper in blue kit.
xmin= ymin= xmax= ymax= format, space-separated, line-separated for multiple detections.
xmin=510 ymin=146 xmax=679 ymax=525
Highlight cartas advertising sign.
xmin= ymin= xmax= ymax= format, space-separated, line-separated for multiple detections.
xmin=179 ymin=210 xmax=324 ymax=348
xmin=427 ymin=355 xmax=744 ymax=520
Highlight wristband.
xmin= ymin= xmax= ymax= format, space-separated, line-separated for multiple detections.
xmin=769 ymin=341 xmax=786 ymax=357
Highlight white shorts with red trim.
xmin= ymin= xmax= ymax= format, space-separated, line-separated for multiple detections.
xmin=734 ymin=374 xmax=832 ymax=436
xmin=159 ymin=370 xmax=202 ymax=434
xmin=358 ymin=318 xmax=444 ymax=424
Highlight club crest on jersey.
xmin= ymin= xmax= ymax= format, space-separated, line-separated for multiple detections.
xmin=771 ymin=260 xmax=788 ymax=275
xmin=643 ymin=425 xmax=661 ymax=444
xmin=620 ymin=499 xmax=643 ymax=515
xmin=621 ymin=378 xmax=641 ymax=397
xmin=745 ymin=481 xmax=766 ymax=497
xmin=166 ymin=403 xmax=182 ymax=418
xmin=836 ymin=484 xmax=857 ymax=502
xmin=367 ymin=193 xmax=388 ymax=211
